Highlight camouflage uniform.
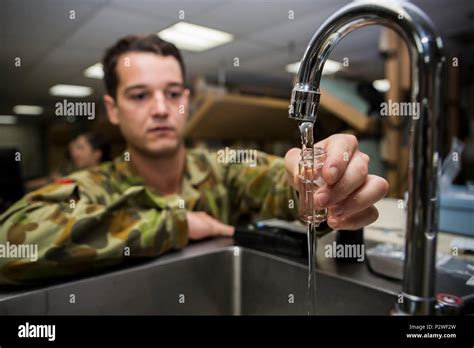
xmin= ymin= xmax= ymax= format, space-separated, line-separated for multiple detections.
xmin=0 ymin=147 xmax=299 ymax=285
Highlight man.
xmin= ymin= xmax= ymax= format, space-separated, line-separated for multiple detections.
xmin=0 ymin=34 xmax=388 ymax=285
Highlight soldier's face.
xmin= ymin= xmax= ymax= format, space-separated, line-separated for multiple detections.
xmin=104 ymin=52 xmax=189 ymax=157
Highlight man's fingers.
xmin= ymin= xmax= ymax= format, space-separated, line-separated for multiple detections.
xmin=327 ymin=205 xmax=379 ymax=230
xmin=214 ymin=221 xmax=235 ymax=236
xmin=187 ymin=212 xmax=235 ymax=240
xmin=328 ymin=175 xmax=389 ymax=219
xmin=284 ymin=147 xmax=301 ymax=189
xmin=202 ymin=213 xmax=235 ymax=237
xmin=315 ymin=151 xmax=368 ymax=208
xmin=316 ymin=134 xmax=359 ymax=185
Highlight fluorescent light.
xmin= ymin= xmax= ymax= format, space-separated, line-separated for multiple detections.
xmin=286 ymin=59 xmax=343 ymax=75
xmin=0 ymin=115 xmax=18 ymax=125
xmin=49 ymin=84 xmax=93 ymax=97
xmin=322 ymin=60 xmax=344 ymax=75
xmin=373 ymin=79 xmax=390 ymax=93
xmin=158 ymin=22 xmax=234 ymax=52
xmin=286 ymin=61 xmax=300 ymax=74
xmin=84 ymin=63 xmax=104 ymax=79
xmin=13 ymin=105 xmax=43 ymax=115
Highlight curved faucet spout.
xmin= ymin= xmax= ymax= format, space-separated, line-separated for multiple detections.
xmin=289 ymin=0 xmax=445 ymax=315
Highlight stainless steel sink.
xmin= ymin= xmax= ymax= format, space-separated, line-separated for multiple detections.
xmin=0 ymin=238 xmax=399 ymax=315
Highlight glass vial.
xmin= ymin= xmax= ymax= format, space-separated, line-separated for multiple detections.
xmin=298 ymin=146 xmax=327 ymax=226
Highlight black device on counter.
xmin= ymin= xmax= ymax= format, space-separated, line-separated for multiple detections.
xmin=233 ymin=222 xmax=308 ymax=258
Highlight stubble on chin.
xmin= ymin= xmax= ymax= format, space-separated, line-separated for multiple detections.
xmin=133 ymin=138 xmax=183 ymax=159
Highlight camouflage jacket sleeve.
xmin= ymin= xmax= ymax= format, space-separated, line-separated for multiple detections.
xmin=222 ymin=151 xmax=299 ymax=222
xmin=0 ymin=171 xmax=188 ymax=285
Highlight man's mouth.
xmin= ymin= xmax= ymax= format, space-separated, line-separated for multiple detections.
xmin=147 ymin=126 xmax=175 ymax=135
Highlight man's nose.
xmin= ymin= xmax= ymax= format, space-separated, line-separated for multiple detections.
xmin=150 ymin=90 xmax=169 ymax=117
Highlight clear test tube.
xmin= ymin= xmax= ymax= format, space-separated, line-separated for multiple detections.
xmin=298 ymin=146 xmax=327 ymax=226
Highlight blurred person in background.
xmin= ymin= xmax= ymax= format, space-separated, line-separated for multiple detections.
xmin=25 ymin=132 xmax=111 ymax=191
xmin=69 ymin=132 xmax=111 ymax=170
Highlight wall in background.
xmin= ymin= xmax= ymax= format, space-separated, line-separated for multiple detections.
xmin=0 ymin=124 xmax=44 ymax=180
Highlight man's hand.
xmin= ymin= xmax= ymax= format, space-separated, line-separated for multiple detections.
xmin=284 ymin=134 xmax=389 ymax=230
xmin=187 ymin=211 xmax=235 ymax=240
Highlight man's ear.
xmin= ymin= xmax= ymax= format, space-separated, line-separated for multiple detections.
xmin=104 ymin=94 xmax=119 ymax=125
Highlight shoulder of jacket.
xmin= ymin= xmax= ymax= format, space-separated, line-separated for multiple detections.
xmin=63 ymin=162 xmax=117 ymax=195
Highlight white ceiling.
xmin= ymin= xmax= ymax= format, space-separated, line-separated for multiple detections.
xmin=1 ymin=0 xmax=473 ymax=118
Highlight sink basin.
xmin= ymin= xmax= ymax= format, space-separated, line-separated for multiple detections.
xmin=0 ymin=239 xmax=398 ymax=315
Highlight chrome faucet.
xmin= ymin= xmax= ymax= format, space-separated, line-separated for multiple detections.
xmin=289 ymin=0 xmax=445 ymax=315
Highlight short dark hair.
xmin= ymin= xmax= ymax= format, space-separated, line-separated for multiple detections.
xmin=102 ymin=34 xmax=186 ymax=98
xmin=81 ymin=132 xmax=111 ymax=162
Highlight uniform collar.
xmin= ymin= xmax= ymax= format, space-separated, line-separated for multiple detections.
xmin=112 ymin=153 xmax=145 ymax=187
xmin=184 ymin=149 xmax=211 ymax=187
xmin=113 ymin=148 xmax=210 ymax=189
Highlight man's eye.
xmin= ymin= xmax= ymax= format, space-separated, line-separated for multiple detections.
xmin=130 ymin=93 xmax=148 ymax=100
xmin=165 ymin=90 xmax=183 ymax=99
